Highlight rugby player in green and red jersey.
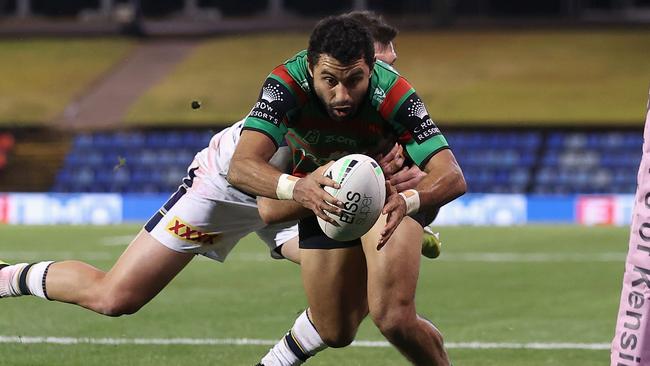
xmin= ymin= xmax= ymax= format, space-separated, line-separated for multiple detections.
xmin=228 ymin=15 xmax=466 ymax=366
xmin=258 ymin=10 xmax=443 ymax=262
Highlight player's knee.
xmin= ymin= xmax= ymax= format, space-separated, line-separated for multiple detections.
xmin=370 ymin=305 xmax=416 ymax=343
xmin=315 ymin=323 xmax=357 ymax=348
xmin=96 ymin=293 xmax=145 ymax=317
xmin=319 ymin=330 xmax=355 ymax=348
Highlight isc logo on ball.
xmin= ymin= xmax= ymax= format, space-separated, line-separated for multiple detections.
xmin=339 ymin=191 xmax=373 ymax=226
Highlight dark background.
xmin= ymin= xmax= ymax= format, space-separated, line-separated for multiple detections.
xmin=3 ymin=0 xmax=650 ymax=18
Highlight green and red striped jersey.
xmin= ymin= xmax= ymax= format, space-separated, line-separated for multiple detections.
xmin=243 ymin=50 xmax=449 ymax=176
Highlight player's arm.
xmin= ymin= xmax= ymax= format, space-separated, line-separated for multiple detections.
xmin=228 ymin=130 xmax=285 ymax=197
xmin=230 ymin=131 xmax=342 ymax=224
xmin=257 ymin=197 xmax=310 ymax=224
xmin=416 ymin=149 xmax=466 ymax=209
xmin=227 ymin=69 xmax=342 ymax=223
xmin=377 ymin=79 xmax=466 ymax=245
xmin=257 ymin=162 xmax=335 ymax=224
xmin=380 ymin=149 xmax=465 ymax=246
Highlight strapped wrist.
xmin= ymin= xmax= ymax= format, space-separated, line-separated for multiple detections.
xmin=276 ymin=174 xmax=300 ymax=200
xmin=398 ymin=189 xmax=420 ymax=216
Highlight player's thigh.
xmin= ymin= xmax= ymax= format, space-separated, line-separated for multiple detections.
xmin=279 ymin=236 xmax=300 ymax=264
xmin=361 ymin=214 xmax=423 ymax=312
xmin=300 ymin=246 xmax=368 ymax=339
xmin=102 ymin=229 xmax=194 ymax=302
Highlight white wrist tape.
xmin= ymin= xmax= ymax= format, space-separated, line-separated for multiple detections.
xmin=276 ymin=174 xmax=300 ymax=200
xmin=399 ymin=189 xmax=420 ymax=216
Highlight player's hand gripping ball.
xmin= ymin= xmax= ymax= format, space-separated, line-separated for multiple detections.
xmin=317 ymin=154 xmax=386 ymax=241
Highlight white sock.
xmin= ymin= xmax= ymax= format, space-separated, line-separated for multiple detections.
xmin=3 ymin=261 xmax=54 ymax=299
xmin=260 ymin=309 xmax=327 ymax=366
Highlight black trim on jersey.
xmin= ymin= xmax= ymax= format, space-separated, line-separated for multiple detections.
xmin=144 ymin=167 xmax=197 ymax=232
xmin=240 ymin=127 xmax=280 ymax=150
xmin=144 ymin=212 xmax=165 ymax=232
xmin=394 ymin=92 xmax=442 ymax=145
xmin=271 ymin=245 xmax=286 ymax=259
xmin=18 ymin=263 xmax=35 ymax=296
xmin=284 ymin=331 xmax=310 ymax=362
xmin=408 ymin=145 xmax=451 ymax=170
xmin=249 ymin=78 xmax=296 ymax=127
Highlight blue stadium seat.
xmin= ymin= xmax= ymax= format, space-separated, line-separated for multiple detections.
xmin=51 ymin=128 xmax=643 ymax=194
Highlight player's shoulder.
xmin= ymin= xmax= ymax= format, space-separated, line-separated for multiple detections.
xmin=266 ymin=50 xmax=311 ymax=102
xmin=369 ymin=61 xmax=413 ymax=111
xmin=372 ymin=60 xmax=401 ymax=88
xmin=272 ymin=50 xmax=311 ymax=92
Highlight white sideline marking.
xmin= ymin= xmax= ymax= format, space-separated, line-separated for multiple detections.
xmin=100 ymin=235 xmax=133 ymax=246
xmin=438 ymin=252 xmax=624 ymax=263
xmin=0 ymin=251 xmax=625 ymax=263
xmin=0 ymin=251 xmax=113 ymax=261
xmin=0 ymin=336 xmax=610 ymax=350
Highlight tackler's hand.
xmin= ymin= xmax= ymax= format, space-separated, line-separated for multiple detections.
xmin=377 ymin=143 xmax=405 ymax=176
xmin=389 ymin=165 xmax=427 ymax=192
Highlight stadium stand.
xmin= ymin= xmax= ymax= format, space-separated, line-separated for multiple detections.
xmin=52 ymin=130 xmax=212 ymax=193
xmin=51 ymin=129 xmax=643 ymax=194
xmin=0 ymin=132 xmax=15 ymax=171
xmin=445 ymin=131 xmax=541 ymax=194
xmin=532 ymin=131 xmax=641 ymax=194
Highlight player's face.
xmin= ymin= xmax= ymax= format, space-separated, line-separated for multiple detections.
xmin=375 ymin=41 xmax=397 ymax=66
xmin=310 ymin=54 xmax=372 ymax=121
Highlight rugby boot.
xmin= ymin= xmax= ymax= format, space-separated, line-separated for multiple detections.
xmin=421 ymin=227 xmax=442 ymax=259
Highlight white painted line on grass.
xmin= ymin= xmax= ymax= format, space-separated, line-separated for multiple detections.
xmin=0 ymin=336 xmax=610 ymax=350
xmin=0 ymin=251 xmax=625 ymax=263
xmin=100 ymin=235 xmax=134 ymax=246
xmin=219 ymin=252 xmax=626 ymax=263
xmin=437 ymin=252 xmax=624 ymax=263
xmin=0 ymin=251 xmax=113 ymax=261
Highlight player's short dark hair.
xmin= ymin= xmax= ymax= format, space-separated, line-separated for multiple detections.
xmin=344 ymin=11 xmax=398 ymax=46
xmin=307 ymin=15 xmax=375 ymax=69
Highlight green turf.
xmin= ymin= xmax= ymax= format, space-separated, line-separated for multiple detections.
xmin=125 ymin=30 xmax=650 ymax=127
xmin=0 ymin=38 xmax=133 ymax=126
xmin=0 ymin=224 xmax=628 ymax=365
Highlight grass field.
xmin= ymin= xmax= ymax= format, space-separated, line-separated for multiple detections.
xmin=125 ymin=30 xmax=650 ymax=127
xmin=0 ymin=224 xmax=628 ymax=365
xmin=0 ymin=39 xmax=134 ymax=126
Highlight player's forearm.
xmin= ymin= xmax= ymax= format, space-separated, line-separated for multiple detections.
xmin=227 ymin=156 xmax=285 ymax=198
xmin=257 ymin=197 xmax=311 ymax=224
xmin=416 ymin=165 xmax=466 ymax=210
xmin=414 ymin=150 xmax=466 ymax=211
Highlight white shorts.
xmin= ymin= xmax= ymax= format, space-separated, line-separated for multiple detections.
xmin=144 ymin=167 xmax=298 ymax=262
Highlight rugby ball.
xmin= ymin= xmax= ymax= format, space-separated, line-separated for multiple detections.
xmin=317 ymin=154 xmax=386 ymax=241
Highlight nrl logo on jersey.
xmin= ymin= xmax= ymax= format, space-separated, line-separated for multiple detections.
xmin=304 ymin=130 xmax=320 ymax=144
xmin=373 ymin=87 xmax=386 ymax=104
xmin=300 ymin=79 xmax=311 ymax=92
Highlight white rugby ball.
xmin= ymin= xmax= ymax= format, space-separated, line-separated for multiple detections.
xmin=317 ymin=154 xmax=386 ymax=241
